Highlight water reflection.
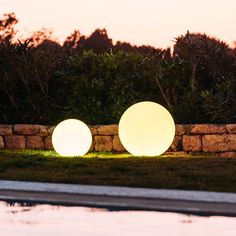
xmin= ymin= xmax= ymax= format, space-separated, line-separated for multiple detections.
xmin=0 ymin=201 xmax=236 ymax=236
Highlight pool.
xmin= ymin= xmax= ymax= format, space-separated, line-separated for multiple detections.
xmin=0 ymin=201 xmax=236 ymax=236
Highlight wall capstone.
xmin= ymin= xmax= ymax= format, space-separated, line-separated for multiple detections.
xmin=14 ymin=124 xmax=40 ymax=135
xmin=191 ymin=124 xmax=226 ymax=134
xmin=226 ymin=124 xmax=236 ymax=134
xmin=97 ymin=125 xmax=118 ymax=135
xmin=38 ymin=126 xmax=49 ymax=137
xmin=0 ymin=125 xmax=12 ymax=135
xmin=175 ymin=125 xmax=186 ymax=135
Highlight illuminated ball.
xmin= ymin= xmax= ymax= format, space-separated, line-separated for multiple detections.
xmin=118 ymin=101 xmax=175 ymax=156
xmin=52 ymin=119 xmax=92 ymax=156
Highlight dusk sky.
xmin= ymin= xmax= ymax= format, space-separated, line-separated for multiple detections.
xmin=1 ymin=0 xmax=236 ymax=48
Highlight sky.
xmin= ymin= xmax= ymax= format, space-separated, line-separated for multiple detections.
xmin=1 ymin=0 xmax=236 ymax=49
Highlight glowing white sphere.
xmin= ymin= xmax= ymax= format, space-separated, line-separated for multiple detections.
xmin=118 ymin=101 xmax=175 ymax=156
xmin=52 ymin=119 xmax=92 ymax=156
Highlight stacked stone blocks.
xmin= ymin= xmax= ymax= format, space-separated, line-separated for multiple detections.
xmin=0 ymin=124 xmax=235 ymax=156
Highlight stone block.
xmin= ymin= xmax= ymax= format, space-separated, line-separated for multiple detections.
xmin=5 ymin=135 xmax=26 ymax=149
xmin=94 ymin=136 xmax=113 ymax=152
xmin=0 ymin=125 xmax=13 ymax=135
xmin=27 ymin=136 xmax=44 ymax=149
xmin=226 ymin=124 xmax=236 ymax=134
xmin=202 ymin=134 xmax=236 ymax=152
xmin=45 ymin=136 xmax=53 ymax=150
xmin=89 ymin=126 xmax=98 ymax=135
xmin=38 ymin=125 xmax=48 ymax=137
xmin=169 ymin=135 xmax=182 ymax=151
xmin=0 ymin=136 xmax=4 ymax=148
xmin=182 ymin=135 xmax=201 ymax=152
xmin=47 ymin=126 xmax=55 ymax=135
xmin=113 ymin=135 xmax=125 ymax=152
xmin=14 ymin=124 xmax=40 ymax=135
xmin=97 ymin=125 xmax=118 ymax=135
xmin=219 ymin=152 xmax=236 ymax=158
xmin=175 ymin=125 xmax=186 ymax=135
xmin=191 ymin=124 xmax=226 ymax=134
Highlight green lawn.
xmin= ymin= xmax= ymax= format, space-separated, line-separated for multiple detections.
xmin=0 ymin=150 xmax=236 ymax=193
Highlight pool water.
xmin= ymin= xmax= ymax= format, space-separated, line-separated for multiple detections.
xmin=0 ymin=201 xmax=236 ymax=236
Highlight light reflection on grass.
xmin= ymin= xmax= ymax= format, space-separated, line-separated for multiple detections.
xmin=0 ymin=149 xmax=209 ymax=158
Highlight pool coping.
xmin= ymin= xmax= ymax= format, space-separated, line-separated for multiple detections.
xmin=1 ymin=180 xmax=236 ymax=216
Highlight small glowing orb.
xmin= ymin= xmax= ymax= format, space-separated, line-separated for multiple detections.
xmin=118 ymin=101 xmax=175 ymax=156
xmin=52 ymin=119 xmax=92 ymax=156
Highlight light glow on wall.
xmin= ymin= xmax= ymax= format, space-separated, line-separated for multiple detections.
xmin=118 ymin=101 xmax=175 ymax=156
xmin=52 ymin=119 xmax=92 ymax=156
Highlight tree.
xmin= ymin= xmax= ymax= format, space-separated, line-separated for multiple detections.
xmin=0 ymin=12 xmax=18 ymax=44
xmin=63 ymin=30 xmax=81 ymax=50
xmin=77 ymin=28 xmax=112 ymax=53
xmin=174 ymin=31 xmax=234 ymax=91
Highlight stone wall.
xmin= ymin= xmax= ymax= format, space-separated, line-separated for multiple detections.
xmin=0 ymin=124 xmax=236 ymax=157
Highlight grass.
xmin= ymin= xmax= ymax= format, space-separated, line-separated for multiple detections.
xmin=0 ymin=150 xmax=236 ymax=193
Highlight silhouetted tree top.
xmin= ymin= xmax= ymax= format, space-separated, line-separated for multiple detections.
xmin=1 ymin=13 xmax=236 ymax=124
xmin=28 ymin=28 xmax=61 ymax=52
xmin=174 ymin=31 xmax=231 ymax=58
xmin=63 ymin=30 xmax=81 ymax=50
xmin=0 ymin=12 xmax=164 ymax=55
xmin=77 ymin=28 xmax=113 ymax=53
xmin=174 ymin=31 xmax=235 ymax=91
xmin=0 ymin=12 xmax=18 ymax=44
xmin=113 ymin=41 xmax=161 ymax=55
xmin=1 ymin=12 xmax=236 ymax=57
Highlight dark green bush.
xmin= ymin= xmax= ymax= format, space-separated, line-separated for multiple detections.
xmin=0 ymin=15 xmax=235 ymax=125
xmin=49 ymin=51 xmax=161 ymax=124
xmin=0 ymin=41 xmax=61 ymax=124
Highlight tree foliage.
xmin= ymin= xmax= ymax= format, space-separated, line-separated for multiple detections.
xmin=0 ymin=13 xmax=235 ymax=124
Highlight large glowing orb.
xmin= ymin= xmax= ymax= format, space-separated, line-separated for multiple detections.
xmin=52 ymin=119 xmax=92 ymax=156
xmin=118 ymin=101 xmax=175 ymax=156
